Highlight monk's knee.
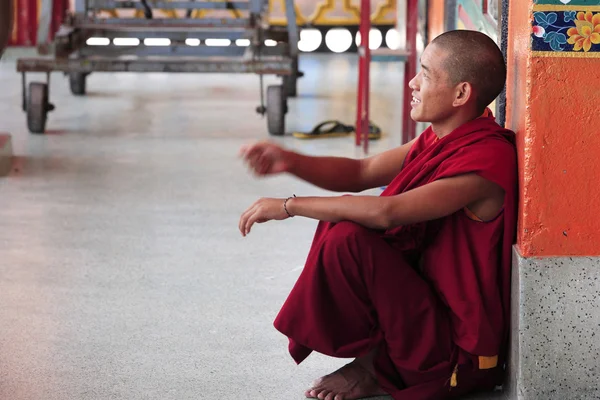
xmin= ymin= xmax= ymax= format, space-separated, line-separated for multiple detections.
xmin=317 ymin=221 xmax=377 ymax=284
xmin=328 ymin=221 xmax=371 ymax=240
xmin=321 ymin=221 xmax=375 ymax=255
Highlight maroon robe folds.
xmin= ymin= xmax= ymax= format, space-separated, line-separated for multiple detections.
xmin=273 ymin=113 xmax=518 ymax=399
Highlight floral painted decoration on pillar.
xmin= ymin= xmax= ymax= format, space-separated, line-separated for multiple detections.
xmin=532 ymin=10 xmax=600 ymax=52
xmin=534 ymin=1 xmax=600 ymax=5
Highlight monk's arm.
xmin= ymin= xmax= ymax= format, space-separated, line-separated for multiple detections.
xmin=286 ymin=173 xmax=501 ymax=229
xmin=285 ymin=138 xmax=417 ymax=192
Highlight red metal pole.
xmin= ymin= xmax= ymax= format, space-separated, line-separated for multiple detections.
xmin=7 ymin=0 xmax=17 ymax=45
xmin=402 ymin=0 xmax=418 ymax=144
xmin=26 ymin=0 xmax=37 ymax=45
xmin=11 ymin=0 xmax=67 ymax=46
xmin=355 ymin=44 xmax=364 ymax=147
xmin=356 ymin=0 xmax=371 ymax=153
xmin=16 ymin=0 xmax=28 ymax=45
xmin=51 ymin=0 xmax=67 ymax=41
xmin=362 ymin=1 xmax=370 ymax=155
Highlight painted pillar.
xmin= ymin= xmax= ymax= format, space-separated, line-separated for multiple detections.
xmin=8 ymin=0 xmax=68 ymax=46
xmin=505 ymin=0 xmax=600 ymax=398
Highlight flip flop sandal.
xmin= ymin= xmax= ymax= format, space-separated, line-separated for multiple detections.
xmin=292 ymin=120 xmax=354 ymax=139
xmin=367 ymin=122 xmax=382 ymax=140
xmin=356 ymin=122 xmax=383 ymax=140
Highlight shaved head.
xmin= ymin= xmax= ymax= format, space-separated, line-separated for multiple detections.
xmin=430 ymin=30 xmax=506 ymax=113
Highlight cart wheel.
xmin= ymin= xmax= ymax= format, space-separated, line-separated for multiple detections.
xmin=27 ymin=82 xmax=49 ymax=134
xmin=283 ymin=74 xmax=297 ymax=98
xmin=267 ymin=85 xmax=286 ymax=136
xmin=69 ymin=72 xmax=86 ymax=96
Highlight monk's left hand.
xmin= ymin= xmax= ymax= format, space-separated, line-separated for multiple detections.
xmin=239 ymin=197 xmax=289 ymax=236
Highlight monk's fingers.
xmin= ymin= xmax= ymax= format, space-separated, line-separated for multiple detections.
xmin=239 ymin=197 xmax=274 ymax=235
xmin=245 ymin=156 xmax=262 ymax=174
xmin=239 ymin=204 xmax=257 ymax=236
xmin=249 ymin=156 xmax=271 ymax=176
xmin=239 ymin=142 xmax=264 ymax=158
xmin=238 ymin=213 xmax=247 ymax=236
xmin=242 ymin=144 xmax=267 ymax=165
xmin=244 ymin=209 xmax=265 ymax=235
xmin=249 ymin=156 xmax=265 ymax=175
xmin=243 ymin=209 xmax=257 ymax=235
xmin=256 ymin=154 xmax=272 ymax=175
xmin=240 ymin=148 xmax=260 ymax=169
xmin=238 ymin=144 xmax=251 ymax=157
xmin=239 ymin=207 xmax=250 ymax=234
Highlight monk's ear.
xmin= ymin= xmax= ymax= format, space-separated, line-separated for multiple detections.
xmin=453 ymin=82 xmax=473 ymax=108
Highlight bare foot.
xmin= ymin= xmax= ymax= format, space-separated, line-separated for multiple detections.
xmin=305 ymin=355 xmax=387 ymax=400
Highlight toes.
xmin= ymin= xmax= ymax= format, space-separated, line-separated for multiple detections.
xmin=325 ymin=392 xmax=337 ymax=400
xmin=317 ymin=390 xmax=331 ymax=400
xmin=334 ymin=394 xmax=345 ymax=400
xmin=306 ymin=377 xmax=325 ymax=398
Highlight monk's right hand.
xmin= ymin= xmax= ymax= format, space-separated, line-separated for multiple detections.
xmin=239 ymin=141 xmax=291 ymax=176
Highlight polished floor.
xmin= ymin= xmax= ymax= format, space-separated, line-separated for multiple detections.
xmin=0 ymin=49 xmax=405 ymax=399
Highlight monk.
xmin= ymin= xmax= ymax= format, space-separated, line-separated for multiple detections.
xmin=239 ymin=30 xmax=517 ymax=400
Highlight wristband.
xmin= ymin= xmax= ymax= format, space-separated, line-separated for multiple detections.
xmin=283 ymin=195 xmax=296 ymax=217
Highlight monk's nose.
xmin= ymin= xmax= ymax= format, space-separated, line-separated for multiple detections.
xmin=408 ymin=75 xmax=419 ymax=91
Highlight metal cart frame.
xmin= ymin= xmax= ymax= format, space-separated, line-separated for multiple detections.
xmin=16 ymin=0 xmax=300 ymax=135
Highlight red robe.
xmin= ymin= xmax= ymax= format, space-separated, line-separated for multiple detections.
xmin=273 ymin=113 xmax=518 ymax=399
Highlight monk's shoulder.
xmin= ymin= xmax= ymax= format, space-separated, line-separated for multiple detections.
xmin=476 ymin=135 xmax=516 ymax=168
xmin=461 ymin=134 xmax=517 ymax=187
xmin=436 ymin=133 xmax=517 ymax=188
xmin=457 ymin=130 xmax=516 ymax=162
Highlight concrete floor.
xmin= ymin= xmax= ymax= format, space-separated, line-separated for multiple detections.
xmin=0 ymin=50 xmax=406 ymax=400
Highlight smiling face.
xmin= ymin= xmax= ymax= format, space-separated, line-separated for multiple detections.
xmin=407 ymin=30 xmax=507 ymax=136
xmin=408 ymin=43 xmax=464 ymax=125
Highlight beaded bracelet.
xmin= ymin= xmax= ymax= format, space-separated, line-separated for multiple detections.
xmin=283 ymin=194 xmax=297 ymax=217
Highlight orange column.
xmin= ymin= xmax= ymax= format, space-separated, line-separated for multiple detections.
xmin=505 ymin=0 xmax=600 ymax=257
